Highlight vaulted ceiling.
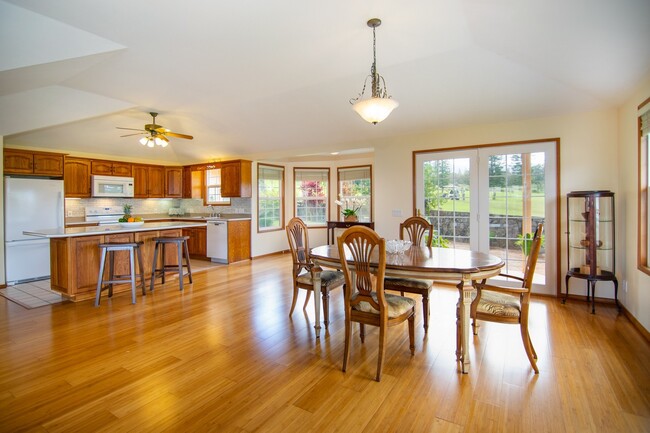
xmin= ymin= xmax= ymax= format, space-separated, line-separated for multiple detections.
xmin=2 ymin=0 xmax=649 ymax=164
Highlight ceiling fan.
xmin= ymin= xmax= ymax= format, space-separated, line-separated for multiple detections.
xmin=116 ymin=112 xmax=193 ymax=148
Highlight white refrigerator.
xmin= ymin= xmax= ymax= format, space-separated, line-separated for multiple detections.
xmin=4 ymin=176 xmax=64 ymax=284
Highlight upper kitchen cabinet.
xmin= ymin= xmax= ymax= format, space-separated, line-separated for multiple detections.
xmin=165 ymin=167 xmax=183 ymax=198
xmin=133 ymin=164 xmax=165 ymax=198
xmin=221 ymin=160 xmax=252 ymax=197
xmin=183 ymin=165 xmax=204 ymax=199
xmin=91 ymin=160 xmax=133 ymax=177
xmin=64 ymin=157 xmax=92 ymax=198
xmin=4 ymin=149 xmax=64 ymax=177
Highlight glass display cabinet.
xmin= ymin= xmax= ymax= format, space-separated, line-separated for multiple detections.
xmin=564 ymin=190 xmax=618 ymax=313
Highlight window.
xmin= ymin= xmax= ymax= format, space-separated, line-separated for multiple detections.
xmin=258 ymin=164 xmax=284 ymax=232
xmin=205 ymin=167 xmax=230 ymax=205
xmin=639 ymin=98 xmax=650 ymax=274
xmin=337 ymin=165 xmax=372 ymax=222
xmin=294 ymin=168 xmax=329 ymax=226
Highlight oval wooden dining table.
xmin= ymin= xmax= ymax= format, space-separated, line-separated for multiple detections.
xmin=309 ymin=244 xmax=504 ymax=374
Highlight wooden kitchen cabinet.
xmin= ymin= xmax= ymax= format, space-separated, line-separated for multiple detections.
xmin=64 ymin=157 xmax=92 ymax=198
xmin=165 ymin=166 xmax=183 ymax=198
xmin=221 ymin=160 xmax=252 ymax=197
xmin=91 ymin=160 xmax=132 ymax=177
xmin=183 ymin=226 xmax=207 ymax=259
xmin=4 ymin=149 xmax=64 ymax=176
xmin=133 ymin=164 xmax=165 ymax=198
xmin=227 ymin=220 xmax=251 ymax=263
xmin=50 ymin=228 xmax=185 ymax=301
xmin=182 ymin=166 xmax=204 ymax=199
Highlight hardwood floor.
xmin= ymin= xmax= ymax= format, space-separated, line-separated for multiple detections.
xmin=0 ymin=253 xmax=648 ymax=432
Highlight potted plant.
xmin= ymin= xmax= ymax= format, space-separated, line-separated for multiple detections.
xmin=515 ymin=230 xmax=544 ymax=271
xmin=335 ymin=197 xmax=363 ymax=222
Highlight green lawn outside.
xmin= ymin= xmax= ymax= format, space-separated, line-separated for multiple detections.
xmin=438 ymin=191 xmax=545 ymax=217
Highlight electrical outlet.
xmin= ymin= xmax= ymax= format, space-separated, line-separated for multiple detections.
xmin=66 ymin=210 xmax=74 ymax=217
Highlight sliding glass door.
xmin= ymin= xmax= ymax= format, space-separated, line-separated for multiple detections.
xmin=415 ymin=141 xmax=557 ymax=294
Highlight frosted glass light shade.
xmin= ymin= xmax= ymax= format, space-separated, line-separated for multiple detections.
xmin=352 ymin=97 xmax=399 ymax=124
xmin=139 ymin=137 xmax=148 ymax=145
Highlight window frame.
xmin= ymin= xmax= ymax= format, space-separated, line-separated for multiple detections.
xmin=293 ymin=167 xmax=330 ymax=227
xmin=638 ymin=96 xmax=650 ymax=275
xmin=204 ymin=164 xmax=231 ymax=206
xmin=336 ymin=165 xmax=373 ymax=222
xmin=257 ymin=163 xmax=285 ymax=233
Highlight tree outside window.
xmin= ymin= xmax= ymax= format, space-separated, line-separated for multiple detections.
xmin=258 ymin=164 xmax=284 ymax=231
xmin=295 ymin=168 xmax=329 ymax=226
xmin=337 ymin=166 xmax=372 ymax=222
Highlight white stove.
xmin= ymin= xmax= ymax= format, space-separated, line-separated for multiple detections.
xmin=85 ymin=206 xmax=124 ymax=225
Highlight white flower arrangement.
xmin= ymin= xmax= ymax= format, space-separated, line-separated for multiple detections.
xmin=335 ymin=196 xmax=364 ymax=218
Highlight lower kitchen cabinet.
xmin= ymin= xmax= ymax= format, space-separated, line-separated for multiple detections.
xmin=183 ymin=226 xmax=207 ymax=259
xmin=227 ymin=220 xmax=251 ymax=263
xmin=50 ymin=228 xmax=182 ymax=301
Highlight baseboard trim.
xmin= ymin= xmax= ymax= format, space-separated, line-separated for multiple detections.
xmin=252 ymin=250 xmax=289 ymax=260
xmin=620 ymin=303 xmax=650 ymax=342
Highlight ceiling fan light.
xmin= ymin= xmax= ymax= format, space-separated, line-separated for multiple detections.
xmin=352 ymin=97 xmax=399 ymax=124
xmin=147 ymin=139 xmax=155 ymax=148
xmin=154 ymin=137 xmax=166 ymax=146
xmin=139 ymin=137 xmax=148 ymax=145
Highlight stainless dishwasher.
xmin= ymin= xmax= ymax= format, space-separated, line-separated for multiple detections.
xmin=207 ymin=220 xmax=228 ymax=263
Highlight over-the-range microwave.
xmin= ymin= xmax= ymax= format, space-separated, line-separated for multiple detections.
xmin=92 ymin=175 xmax=135 ymax=198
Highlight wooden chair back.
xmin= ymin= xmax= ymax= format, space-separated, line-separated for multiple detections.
xmin=337 ymin=226 xmax=387 ymax=318
xmin=522 ymin=223 xmax=544 ymax=290
xmin=286 ymin=217 xmax=312 ymax=277
xmin=400 ymin=216 xmax=433 ymax=247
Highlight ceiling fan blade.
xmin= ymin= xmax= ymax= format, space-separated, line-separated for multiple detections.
xmin=165 ymin=131 xmax=194 ymax=140
xmin=116 ymin=127 xmax=146 ymax=132
xmin=120 ymin=132 xmax=147 ymax=137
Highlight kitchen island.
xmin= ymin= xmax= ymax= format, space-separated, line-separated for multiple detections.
xmin=25 ymin=221 xmax=208 ymax=302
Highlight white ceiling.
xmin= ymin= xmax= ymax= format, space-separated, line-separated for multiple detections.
xmin=2 ymin=0 xmax=649 ymax=164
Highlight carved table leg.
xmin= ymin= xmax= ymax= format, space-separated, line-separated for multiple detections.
xmin=457 ymin=274 xmax=473 ymax=374
xmin=311 ymin=265 xmax=323 ymax=338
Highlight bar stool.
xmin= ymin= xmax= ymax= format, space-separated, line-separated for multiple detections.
xmin=95 ymin=241 xmax=146 ymax=306
xmin=150 ymin=236 xmax=193 ymax=291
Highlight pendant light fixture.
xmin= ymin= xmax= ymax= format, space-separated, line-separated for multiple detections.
xmin=350 ymin=18 xmax=399 ymax=124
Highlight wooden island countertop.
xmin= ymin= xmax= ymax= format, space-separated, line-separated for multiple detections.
xmin=25 ymin=221 xmax=208 ymax=238
xmin=27 ymin=221 xmax=210 ymax=302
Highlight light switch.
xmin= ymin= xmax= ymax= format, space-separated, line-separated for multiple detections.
xmin=391 ymin=209 xmax=402 ymax=217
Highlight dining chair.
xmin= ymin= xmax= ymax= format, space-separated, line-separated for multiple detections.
xmin=470 ymin=222 xmax=544 ymax=373
xmin=337 ymin=226 xmax=415 ymax=382
xmin=383 ymin=216 xmax=435 ymax=332
xmin=286 ymin=217 xmax=345 ymax=328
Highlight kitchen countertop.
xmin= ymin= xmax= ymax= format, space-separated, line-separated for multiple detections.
xmin=65 ymin=213 xmax=252 ymax=226
xmin=25 ymin=221 xmax=208 ymax=238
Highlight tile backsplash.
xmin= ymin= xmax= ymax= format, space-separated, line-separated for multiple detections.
xmin=65 ymin=197 xmax=251 ymax=217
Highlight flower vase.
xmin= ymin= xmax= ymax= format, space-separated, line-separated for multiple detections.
xmin=344 ymin=215 xmax=358 ymax=222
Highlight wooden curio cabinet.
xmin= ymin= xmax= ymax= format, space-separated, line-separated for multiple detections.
xmin=564 ymin=190 xmax=618 ymax=313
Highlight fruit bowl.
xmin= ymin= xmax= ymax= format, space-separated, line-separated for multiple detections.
xmin=119 ymin=221 xmax=144 ymax=228
xmin=386 ymin=239 xmax=412 ymax=254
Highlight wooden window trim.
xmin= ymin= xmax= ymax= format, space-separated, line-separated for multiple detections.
xmin=257 ymin=163 xmax=285 ymax=233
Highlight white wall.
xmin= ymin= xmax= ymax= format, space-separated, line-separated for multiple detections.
xmin=618 ymin=73 xmax=650 ymax=332
xmin=372 ymin=110 xmax=620 ymax=300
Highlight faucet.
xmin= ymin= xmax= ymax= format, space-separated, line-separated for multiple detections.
xmin=207 ymin=205 xmax=215 ymax=217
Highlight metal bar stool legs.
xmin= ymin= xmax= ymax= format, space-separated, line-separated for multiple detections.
xmin=150 ymin=236 xmax=193 ymax=291
xmin=95 ymin=242 xmax=146 ymax=306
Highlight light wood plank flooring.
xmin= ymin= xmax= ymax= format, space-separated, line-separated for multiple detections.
xmin=0 ymin=253 xmax=648 ymax=432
